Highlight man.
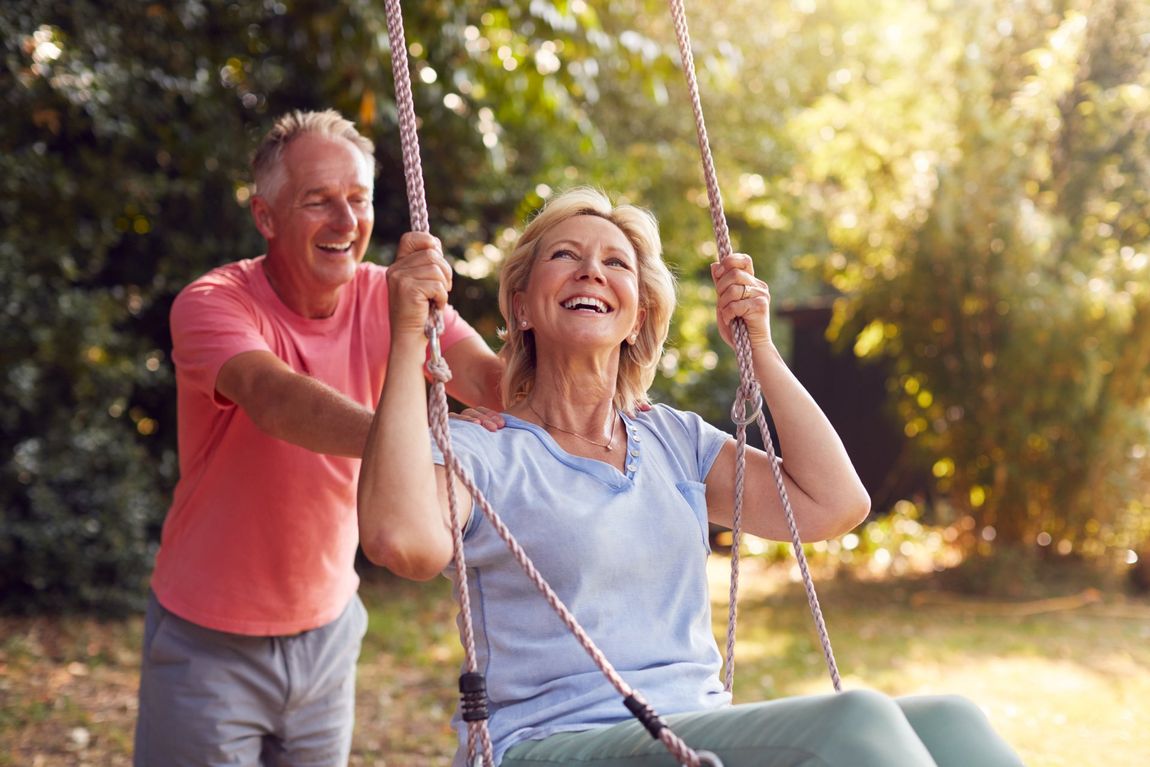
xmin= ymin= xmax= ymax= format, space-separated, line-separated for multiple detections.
xmin=134 ymin=110 xmax=503 ymax=766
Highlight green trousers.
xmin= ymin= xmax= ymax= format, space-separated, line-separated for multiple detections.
xmin=502 ymin=690 xmax=1025 ymax=766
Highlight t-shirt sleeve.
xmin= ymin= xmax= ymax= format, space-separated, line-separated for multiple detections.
xmin=436 ymin=301 xmax=481 ymax=352
xmin=652 ymin=404 xmax=731 ymax=482
xmin=687 ymin=409 xmax=731 ymax=480
xmin=429 ymin=421 xmax=492 ymax=538
xmin=169 ymin=274 xmax=271 ymax=407
xmin=368 ymin=263 xmax=479 ymax=355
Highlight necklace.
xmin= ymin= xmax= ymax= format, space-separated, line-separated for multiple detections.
xmin=527 ymin=401 xmax=617 ymax=451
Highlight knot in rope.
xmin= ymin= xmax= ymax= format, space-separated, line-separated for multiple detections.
xmin=426 ymin=357 xmax=452 ymax=384
xmin=424 ymin=310 xmax=452 ymax=383
xmin=730 ymin=379 xmax=762 ymax=427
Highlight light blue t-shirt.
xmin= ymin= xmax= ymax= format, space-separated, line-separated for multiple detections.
xmin=432 ymin=404 xmax=733 ymax=765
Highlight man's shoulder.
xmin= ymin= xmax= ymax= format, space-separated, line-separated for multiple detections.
xmin=347 ymin=260 xmax=390 ymax=302
xmin=354 ymin=260 xmax=388 ymax=283
xmin=171 ymin=259 xmax=264 ymax=325
xmin=178 ymin=258 xmax=259 ymax=297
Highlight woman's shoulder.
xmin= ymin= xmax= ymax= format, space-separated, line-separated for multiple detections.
xmin=633 ymin=403 xmax=730 ymax=451
xmin=634 ymin=402 xmax=707 ymax=430
xmin=446 ymin=413 xmax=533 ymax=450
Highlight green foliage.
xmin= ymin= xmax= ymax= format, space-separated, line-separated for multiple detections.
xmin=0 ymin=0 xmax=635 ymax=613
xmin=4 ymin=0 xmax=1147 ymax=614
xmin=801 ymin=0 xmax=1150 ymax=553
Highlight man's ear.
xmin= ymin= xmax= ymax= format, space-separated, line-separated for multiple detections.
xmin=251 ymin=196 xmax=276 ymax=240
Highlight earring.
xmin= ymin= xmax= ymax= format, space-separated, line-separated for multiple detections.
xmin=519 ymin=319 xmax=529 ymax=329
xmin=629 ymin=333 xmax=638 ymax=345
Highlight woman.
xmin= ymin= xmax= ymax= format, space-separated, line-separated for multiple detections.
xmin=358 ymin=188 xmax=1024 ymax=767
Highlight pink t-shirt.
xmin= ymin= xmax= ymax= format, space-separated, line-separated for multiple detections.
xmin=151 ymin=256 xmax=478 ymax=635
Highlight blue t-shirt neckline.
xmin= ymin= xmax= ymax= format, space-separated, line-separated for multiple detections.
xmin=500 ymin=411 xmax=642 ymax=489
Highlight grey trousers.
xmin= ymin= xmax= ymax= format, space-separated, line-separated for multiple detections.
xmin=502 ymin=689 xmax=1026 ymax=766
xmin=133 ymin=591 xmax=368 ymax=767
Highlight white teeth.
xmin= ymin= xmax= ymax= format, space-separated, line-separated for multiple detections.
xmin=317 ymin=242 xmax=352 ymax=251
xmin=562 ymin=296 xmax=609 ymax=313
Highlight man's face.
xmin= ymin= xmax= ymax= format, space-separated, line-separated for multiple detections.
xmin=258 ymin=132 xmax=375 ymax=296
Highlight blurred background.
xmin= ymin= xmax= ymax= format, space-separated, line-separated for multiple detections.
xmin=2 ymin=1 xmax=1148 ymax=765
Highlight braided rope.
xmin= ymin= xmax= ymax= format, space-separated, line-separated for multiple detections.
xmin=383 ymin=1 xmax=713 ymax=764
xmin=384 ymin=1 xmax=494 ymax=762
xmin=383 ymin=0 xmax=428 ymax=234
xmin=667 ymin=0 xmax=842 ymax=693
xmin=427 ymin=387 xmax=702 ymax=765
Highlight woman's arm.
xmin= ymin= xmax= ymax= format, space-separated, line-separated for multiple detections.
xmin=704 ymin=253 xmax=870 ymax=542
xmin=357 ymin=232 xmax=472 ymax=580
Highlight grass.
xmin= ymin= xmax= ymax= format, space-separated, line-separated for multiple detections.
xmin=2 ymin=558 xmax=1148 ymax=766
xmin=716 ymin=561 xmax=1150 ymax=766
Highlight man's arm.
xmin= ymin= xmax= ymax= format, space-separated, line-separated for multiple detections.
xmin=442 ymin=335 xmax=504 ymax=411
xmin=215 ymin=331 xmax=503 ymax=459
xmin=216 ymin=350 xmax=373 ymax=458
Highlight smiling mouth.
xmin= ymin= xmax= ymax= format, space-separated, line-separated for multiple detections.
xmin=561 ymin=296 xmax=611 ymax=313
xmin=317 ymin=241 xmax=354 ymax=254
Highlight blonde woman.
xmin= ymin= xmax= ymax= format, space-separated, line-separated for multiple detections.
xmin=358 ymin=188 xmax=1023 ymax=767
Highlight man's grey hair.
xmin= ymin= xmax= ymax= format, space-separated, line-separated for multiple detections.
xmin=251 ymin=109 xmax=375 ymax=202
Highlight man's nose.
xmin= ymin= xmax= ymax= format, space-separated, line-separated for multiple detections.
xmin=330 ymin=199 xmax=357 ymax=231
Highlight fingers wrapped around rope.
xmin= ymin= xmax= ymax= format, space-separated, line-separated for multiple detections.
xmin=387 ymin=231 xmax=453 ymax=336
xmin=710 ymin=253 xmax=772 ymax=349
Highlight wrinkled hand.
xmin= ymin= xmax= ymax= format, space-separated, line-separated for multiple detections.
xmin=386 ymin=232 xmax=452 ymax=337
xmin=452 ymin=406 xmax=506 ymax=432
xmin=710 ymin=253 xmax=772 ymax=349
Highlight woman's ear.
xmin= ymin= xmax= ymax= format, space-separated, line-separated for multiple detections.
xmin=628 ymin=307 xmax=647 ymax=345
xmin=513 ymin=292 xmax=530 ymax=330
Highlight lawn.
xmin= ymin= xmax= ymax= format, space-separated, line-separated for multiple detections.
xmin=2 ymin=557 xmax=1148 ymax=766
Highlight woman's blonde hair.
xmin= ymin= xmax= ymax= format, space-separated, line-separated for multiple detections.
xmin=498 ymin=187 xmax=677 ymax=414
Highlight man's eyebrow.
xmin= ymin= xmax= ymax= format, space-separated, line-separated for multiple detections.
xmin=298 ymin=183 xmax=373 ymax=199
xmin=299 ymin=186 xmax=330 ymax=199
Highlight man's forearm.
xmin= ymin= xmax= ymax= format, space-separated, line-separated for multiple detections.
xmin=253 ymin=372 xmax=374 ymax=457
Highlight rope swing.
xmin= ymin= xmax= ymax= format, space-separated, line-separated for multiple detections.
xmin=666 ymin=0 xmax=841 ymax=694
xmin=381 ymin=1 xmax=842 ymax=764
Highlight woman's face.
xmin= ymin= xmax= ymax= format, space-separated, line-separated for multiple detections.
xmin=517 ymin=214 xmax=645 ymax=353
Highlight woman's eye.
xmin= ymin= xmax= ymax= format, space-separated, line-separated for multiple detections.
xmin=550 ymin=249 xmax=576 ymax=260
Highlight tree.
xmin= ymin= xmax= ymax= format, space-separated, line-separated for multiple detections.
xmin=0 ymin=0 xmax=639 ymax=613
xmin=800 ymin=0 xmax=1150 ymax=555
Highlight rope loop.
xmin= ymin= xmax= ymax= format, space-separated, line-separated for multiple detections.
xmin=730 ymin=381 xmax=762 ymax=427
xmin=424 ymin=310 xmax=452 ymax=382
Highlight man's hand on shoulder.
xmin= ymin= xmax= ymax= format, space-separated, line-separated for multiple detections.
xmin=451 ymin=406 xmax=505 ymax=432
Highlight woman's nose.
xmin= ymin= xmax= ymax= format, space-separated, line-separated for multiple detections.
xmin=576 ymin=257 xmax=606 ymax=282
